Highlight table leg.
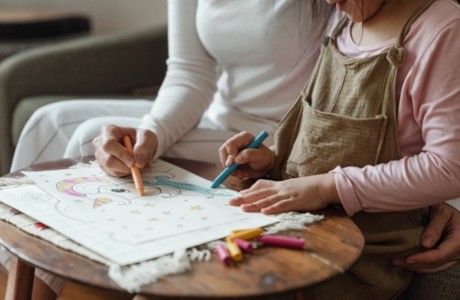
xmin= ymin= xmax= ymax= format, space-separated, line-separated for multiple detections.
xmin=5 ymin=257 xmax=35 ymax=300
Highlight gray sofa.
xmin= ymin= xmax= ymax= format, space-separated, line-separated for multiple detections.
xmin=0 ymin=26 xmax=167 ymax=175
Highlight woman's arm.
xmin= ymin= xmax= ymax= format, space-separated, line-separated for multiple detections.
xmin=140 ymin=0 xmax=218 ymax=158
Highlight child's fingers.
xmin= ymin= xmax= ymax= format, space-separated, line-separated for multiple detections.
xmin=234 ymin=148 xmax=268 ymax=165
xmin=231 ymin=169 xmax=246 ymax=179
xmin=232 ymin=186 xmax=275 ymax=204
xmin=221 ymin=131 xmax=256 ymax=166
xmin=240 ymin=194 xmax=282 ymax=212
xmin=218 ymin=143 xmax=230 ymax=168
xmin=218 ymin=142 xmax=238 ymax=167
xmin=240 ymin=179 xmax=275 ymax=194
xmin=225 ymin=153 xmax=235 ymax=167
xmin=261 ymin=199 xmax=294 ymax=214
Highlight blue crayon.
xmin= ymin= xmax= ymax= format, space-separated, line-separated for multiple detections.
xmin=211 ymin=130 xmax=269 ymax=189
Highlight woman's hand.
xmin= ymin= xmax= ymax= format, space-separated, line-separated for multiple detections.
xmin=229 ymin=173 xmax=339 ymax=214
xmin=93 ymin=125 xmax=158 ymax=177
xmin=218 ymin=131 xmax=275 ymax=179
xmin=392 ymin=203 xmax=460 ymax=273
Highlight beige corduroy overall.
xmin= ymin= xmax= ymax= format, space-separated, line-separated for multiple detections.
xmin=271 ymin=1 xmax=436 ymax=299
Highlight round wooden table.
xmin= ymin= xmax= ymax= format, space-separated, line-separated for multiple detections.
xmin=0 ymin=157 xmax=364 ymax=299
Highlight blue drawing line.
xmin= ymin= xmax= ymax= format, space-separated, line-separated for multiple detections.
xmin=144 ymin=176 xmax=233 ymax=197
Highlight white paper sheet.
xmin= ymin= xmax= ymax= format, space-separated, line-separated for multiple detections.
xmin=1 ymin=160 xmax=278 ymax=265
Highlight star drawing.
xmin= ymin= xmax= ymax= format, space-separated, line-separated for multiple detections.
xmin=190 ymin=204 xmax=204 ymax=211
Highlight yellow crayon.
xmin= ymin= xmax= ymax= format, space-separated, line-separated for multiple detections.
xmin=229 ymin=227 xmax=263 ymax=241
xmin=230 ymin=229 xmax=248 ymax=235
xmin=226 ymin=237 xmax=243 ymax=262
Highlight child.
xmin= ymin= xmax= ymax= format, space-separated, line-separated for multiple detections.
xmin=219 ymin=0 xmax=460 ymax=299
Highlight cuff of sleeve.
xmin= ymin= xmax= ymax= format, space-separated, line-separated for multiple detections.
xmin=139 ymin=115 xmax=165 ymax=161
xmin=446 ymin=198 xmax=460 ymax=212
xmin=331 ymin=166 xmax=362 ymax=216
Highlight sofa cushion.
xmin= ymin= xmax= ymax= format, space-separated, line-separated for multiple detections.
xmin=11 ymin=95 xmax=155 ymax=146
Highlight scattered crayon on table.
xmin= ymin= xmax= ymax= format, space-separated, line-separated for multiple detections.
xmin=233 ymin=238 xmax=253 ymax=253
xmin=258 ymin=235 xmax=305 ymax=249
xmin=215 ymin=244 xmax=232 ymax=266
xmin=229 ymin=227 xmax=263 ymax=240
xmin=215 ymin=228 xmax=306 ymax=266
xmin=226 ymin=238 xmax=243 ymax=262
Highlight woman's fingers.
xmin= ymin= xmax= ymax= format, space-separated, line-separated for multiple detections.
xmin=134 ymin=129 xmax=157 ymax=169
xmin=95 ymin=149 xmax=130 ymax=177
xmin=422 ymin=204 xmax=452 ymax=248
xmin=93 ymin=125 xmax=146 ymax=176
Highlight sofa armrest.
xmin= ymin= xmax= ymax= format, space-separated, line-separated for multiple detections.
xmin=0 ymin=26 xmax=167 ymax=174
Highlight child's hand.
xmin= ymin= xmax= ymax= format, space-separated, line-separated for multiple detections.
xmin=229 ymin=174 xmax=339 ymax=214
xmin=219 ymin=131 xmax=275 ymax=179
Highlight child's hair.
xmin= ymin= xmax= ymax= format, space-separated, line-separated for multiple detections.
xmin=308 ymin=0 xmax=335 ymax=42
xmin=265 ymin=0 xmax=334 ymax=51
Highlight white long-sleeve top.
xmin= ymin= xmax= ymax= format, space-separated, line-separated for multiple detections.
xmin=140 ymin=0 xmax=326 ymax=155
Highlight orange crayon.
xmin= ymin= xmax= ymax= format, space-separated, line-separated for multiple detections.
xmin=123 ymin=136 xmax=144 ymax=196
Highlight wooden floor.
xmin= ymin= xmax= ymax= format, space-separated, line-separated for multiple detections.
xmin=0 ymin=266 xmax=132 ymax=300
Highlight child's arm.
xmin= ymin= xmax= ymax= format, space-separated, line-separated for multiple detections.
xmin=218 ymin=131 xmax=275 ymax=179
xmin=334 ymin=14 xmax=460 ymax=216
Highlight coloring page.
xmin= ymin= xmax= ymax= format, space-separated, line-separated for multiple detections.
xmin=23 ymin=160 xmax=275 ymax=244
xmin=0 ymin=184 xmax=277 ymax=265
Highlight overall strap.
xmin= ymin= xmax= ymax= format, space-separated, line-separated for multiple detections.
xmin=389 ymin=0 xmax=437 ymax=67
xmin=329 ymin=16 xmax=349 ymax=41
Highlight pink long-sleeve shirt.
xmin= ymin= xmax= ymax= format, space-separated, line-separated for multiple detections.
xmin=332 ymin=0 xmax=460 ymax=216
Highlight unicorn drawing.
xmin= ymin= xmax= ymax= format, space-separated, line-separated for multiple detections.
xmin=56 ymin=177 xmax=136 ymax=209
xmin=56 ymin=169 xmax=234 ymax=209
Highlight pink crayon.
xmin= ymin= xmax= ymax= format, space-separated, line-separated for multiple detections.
xmin=258 ymin=235 xmax=305 ymax=249
xmin=234 ymin=238 xmax=253 ymax=253
xmin=215 ymin=244 xmax=232 ymax=266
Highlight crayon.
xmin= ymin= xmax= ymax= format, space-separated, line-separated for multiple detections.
xmin=258 ymin=235 xmax=305 ymax=249
xmin=229 ymin=227 xmax=263 ymax=240
xmin=226 ymin=238 xmax=243 ymax=262
xmin=123 ymin=136 xmax=144 ymax=196
xmin=234 ymin=238 xmax=253 ymax=253
xmin=215 ymin=244 xmax=232 ymax=266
